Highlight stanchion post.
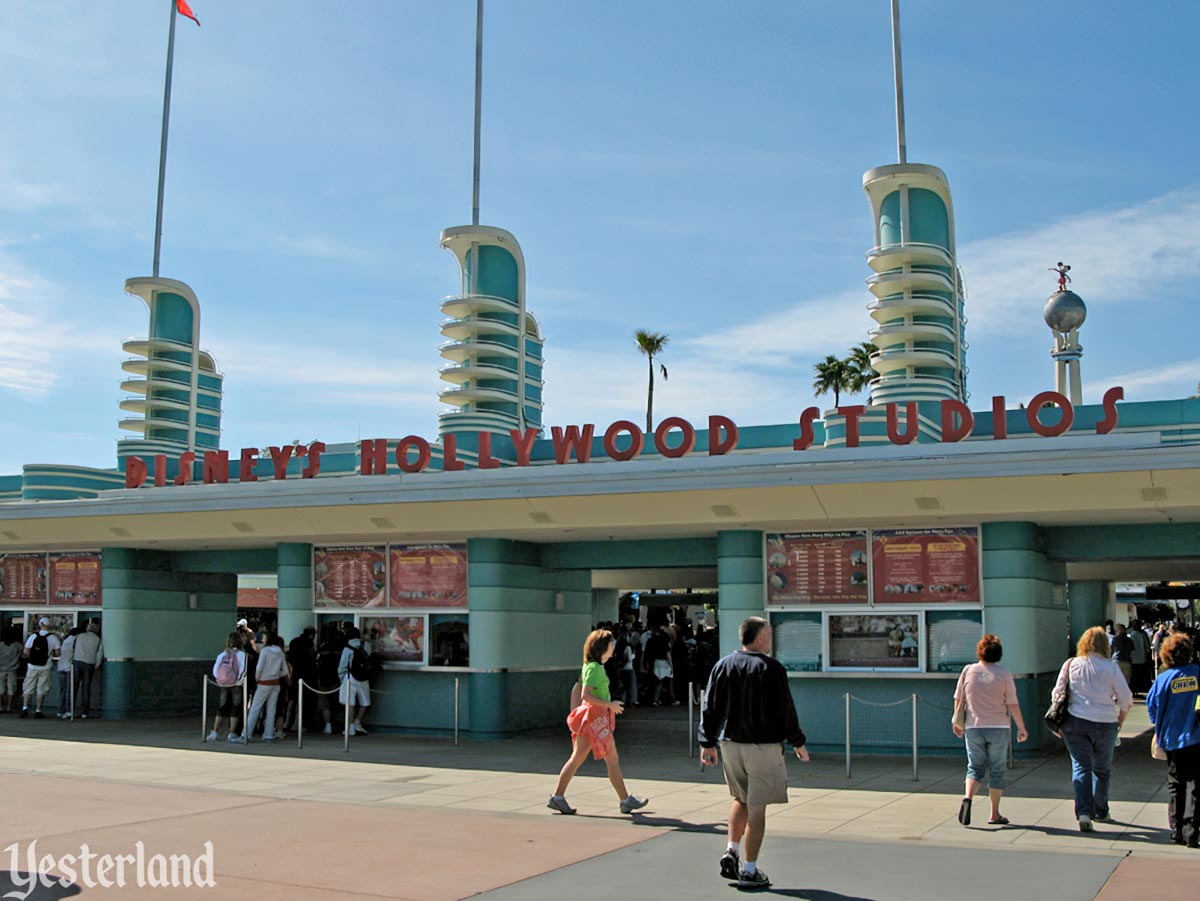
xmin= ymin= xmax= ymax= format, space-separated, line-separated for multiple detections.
xmin=69 ymin=667 xmax=76 ymax=721
xmin=297 ymin=679 xmax=304 ymax=750
xmin=343 ymin=676 xmax=351 ymax=753
xmin=454 ymin=677 xmax=460 ymax=748
xmin=911 ymin=693 xmax=919 ymax=782
xmin=698 ymin=689 xmax=707 ymax=773
xmin=201 ymin=676 xmax=208 ymax=743
xmin=844 ymin=692 xmax=852 ymax=779
xmin=688 ymin=681 xmax=695 ymax=758
xmin=241 ymin=678 xmax=248 ymax=740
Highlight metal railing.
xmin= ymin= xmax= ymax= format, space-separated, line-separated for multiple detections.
xmin=844 ymin=693 xmax=919 ymax=781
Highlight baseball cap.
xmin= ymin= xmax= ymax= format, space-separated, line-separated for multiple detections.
xmin=38 ymin=617 xmax=50 ymax=626
xmin=236 ymin=618 xmax=249 ymax=627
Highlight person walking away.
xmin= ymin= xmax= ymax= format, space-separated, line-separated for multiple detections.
xmin=548 ymin=629 xmax=648 ymax=816
xmin=619 ymin=630 xmax=637 ymax=706
xmin=283 ymin=626 xmax=318 ymax=733
xmin=337 ymin=626 xmax=372 ymax=736
xmin=209 ymin=632 xmax=247 ymax=742
xmin=0 ymin=627 xmax=23 ymax=714
xmin=1111 ymin=623 xmax=1134 ymax=688
xmin=1127 ymin=620 xmax=1151 ymax=696
xmin=1146 ymin=632 xmax=1200 ymax=846
xmin=951 ymin=634 xmax=1029 ymax=826
xmin=242 ymin=632 xmax=289 ymax=742
xmin=1053 ymin=626 xmax=1133 ymax=831
xmin=20 ymin=618 xmax=61 ymax=719
xmin=646 ymin=624 xmax=675 ymax=706
xmin=1152 ymin=622 xmax=1169 ymax=674
xmin=699 ymin=617 xmax=809 ymax=890
xmin=55 ymin=627 xmax=78 ymax=718
xmin=71 ymin=622 xmax=103 ymax=718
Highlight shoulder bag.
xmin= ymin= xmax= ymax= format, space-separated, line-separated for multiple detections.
xmin=1043 ymin=659 xmax=1072 ymax=737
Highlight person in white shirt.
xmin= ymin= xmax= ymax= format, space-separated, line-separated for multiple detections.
xmin=56 ymin=628 xmax=78 ymax=719
xmin=21 ymin=618 xmax=62 ymax=719
xmin=71 ymin=622 xmax=104 ymax=718
xmin=209 ymin=632 xmax=248 ymax=743
xmin=241 ymin=632 xmax=290 ymax=742
xmin=337 ymin=626 xmax=372 ymax=736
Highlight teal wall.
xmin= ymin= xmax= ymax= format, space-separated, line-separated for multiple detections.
xmin=1067 ymin=580 xmax=1113 ymax=649
xmin=277 ymin=542 xmax=314 ymax=640
xmin=591 ymin=588 xmax=619 ymax=624
xmin=717 ymin=530 xmax=765 ymax=656
xmin=152 ymin=293 xmax=194 ymax=343
xmin=908 ymin=188 xmax=949 ymax=249
xmin=879 ymin=191 xmax=901 ymax=245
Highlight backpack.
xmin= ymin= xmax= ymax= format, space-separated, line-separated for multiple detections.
xmin=348 ymin=644 xmax=371 ymax=682
xmin=215 ymin=651 xmax=241 ymax=687
xmin=28 ymin=633 xmax=51 ymax=667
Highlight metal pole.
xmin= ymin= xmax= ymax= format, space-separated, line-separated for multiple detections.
xmin=241 ymin=678 xmax=248 ymax=741
xmin=890 ymin=0 xmax=907 ymax=164
xmin=471 ymin=0 xmax=483 ymax=226
xmin=343 ymin=677 xmax=351 ymax=753
xmin=69 ymin=666 xmax=76 ymax=721
xmin=699 ymin=689 xmax=707 ymax=773
xmin=153 ymin=0 xmax=178 ymax=277
xmin=911 ymin=693 xmax=919 ymax=782
xmin=688 ymin=681 xmax=695 ymax=758
xmin=297 ymin=680 xmax=304 ymax=749
xmin=201 ymin=676 xmax=207 ymax=742
xmin=844 ymin=692 xmax=852 ymax=779
xmin=454 ymin=677 xmax=460 ymax=747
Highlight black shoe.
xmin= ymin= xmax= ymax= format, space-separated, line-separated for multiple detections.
xmin=1170 ymin=832 xmax=1185 ymax=845
xmin=738 ymin=869 xmax=771 ymax=890
xmin=33 ymin=711 xmax=44 ymax=719
xmin=719 ymin=849 xmax=740 ymax=881
xmin=957 ymin=797 xmax=972 ymax=826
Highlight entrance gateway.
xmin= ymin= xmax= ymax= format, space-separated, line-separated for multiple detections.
xmin=4 ymin=8 xmax=1200 ymax=753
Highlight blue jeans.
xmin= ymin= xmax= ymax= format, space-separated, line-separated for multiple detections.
xmin=965 ymin=728 xmax=1010 ymax=789
xmin=72 ymin=661 xmax=96 ymax=716
xmin=1061 ymin=714 xmax=1118 ymax=818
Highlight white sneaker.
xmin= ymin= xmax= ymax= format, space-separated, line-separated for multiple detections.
xmin=206 ymin=730 xmax=219 ymax=742
xmin=322 ymin=724 xmax=332 ymax=735
xmin=228 ymin=734 xmax=247 ymax=744
xmin=347 ymin=724 xmax=356 ymax=736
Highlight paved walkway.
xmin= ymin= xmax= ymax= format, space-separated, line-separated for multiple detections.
xmin=0 ymin=703 xmax=1197 ymax=898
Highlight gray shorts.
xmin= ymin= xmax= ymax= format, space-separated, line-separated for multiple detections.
xmin=720 ymin=740 xmax=789 ymax=806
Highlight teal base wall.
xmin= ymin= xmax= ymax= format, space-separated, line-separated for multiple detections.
xmin=103 ymin=659 xmax=213 ymax=719
xmin=467 ymin=670 xmax=574 ymax=739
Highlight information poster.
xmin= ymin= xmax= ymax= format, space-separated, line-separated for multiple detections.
xmin=313 ymin=546 xmax=386 ymax=608
xmin=766 ymin=532 xmax=869 ymax=605
xmin=927 ymin=611 xmax=983 ymax=673
xmin=829 ymin=613 xmax=921 ymax=670
xmin=48 ymin=553 xmax=102 ymax=606
xmin=0 ymin=554 xmax=47 ymax=603
xmin=771 ymin=612 xmax=823 ymax=672
xmin=390 ymin=544 xmax=468 ymax=608
xmin=360 ymin=615 xmax=426 ymax=664
xmin=872 ymin=528 xmax=979 ymax=604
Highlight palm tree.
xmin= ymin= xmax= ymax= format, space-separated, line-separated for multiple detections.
xmin=813 ymin=354 xmax=851 ymax=408
xmin=634 ymin=330 xmax=669 ymax=433
xmin=846 ymin=342 xmax=879 ymax=395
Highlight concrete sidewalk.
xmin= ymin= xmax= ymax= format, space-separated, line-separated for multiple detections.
xmin=0 ymin=703 xmax=1197 ymax=898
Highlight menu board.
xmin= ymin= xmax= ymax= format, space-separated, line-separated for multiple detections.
xmin=360 ymin=615 xmax=426 ymax=664
xmin=872 ymin=528 xmax=979 ymax=604
xmin=313 ymin=546 xmax=386 ymax=608
xmin=48 ymin=553 xmax=102 ymax=606
xmin=390 ymin=544 xmax=468 ymax=608
xmin=766 ymin=532 xmax=869 ymax=605
xmin=0 ymin=554 xmax=47 ymax=603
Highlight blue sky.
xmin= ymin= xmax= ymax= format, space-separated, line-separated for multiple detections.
xmin=2 ymin=0 xmax=1198 ymax=474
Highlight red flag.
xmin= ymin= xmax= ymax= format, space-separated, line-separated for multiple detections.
xmin=177 ymin=0 xmax=200 ymax=27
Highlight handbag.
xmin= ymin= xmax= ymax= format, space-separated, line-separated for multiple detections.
xmin=1043 ymin=660 xmax=1073 ymax=737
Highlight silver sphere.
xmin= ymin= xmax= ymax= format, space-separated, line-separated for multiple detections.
xmin=1043 ymin=290 xmax=1087 ymax=332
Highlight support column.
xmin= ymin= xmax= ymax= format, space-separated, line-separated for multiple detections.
xmin=276 ymin=542 xmax=314 ymax=641
xmin=1068 ymin=580 xmax=1114 ymax=648
xmin=717 ymin=531 xmax=764 ymax=657
xmin=591 ymin=588 xmax=619 ymax=625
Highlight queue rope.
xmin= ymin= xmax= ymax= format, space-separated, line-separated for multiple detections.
xmin=847 ymin=695 xmax=910 ymax=708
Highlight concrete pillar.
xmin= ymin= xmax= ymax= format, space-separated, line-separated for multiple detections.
xmin=1068 ymin=580 xmax=1114 ymax=649
xmin=276 ymin=542 xmax=314 ymax=641
xmin=717 ymin=531 xmax=764 ymax=657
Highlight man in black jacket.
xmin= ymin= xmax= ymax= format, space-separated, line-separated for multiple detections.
xmin=699 ymin=617 xmax=808 ymax=890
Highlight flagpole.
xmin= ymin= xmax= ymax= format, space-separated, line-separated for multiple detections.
xmin=471 ymin=0 xmax=483 ymax=226
xmin=890 ymin=0 xmax=907 ymax=164
xmin=153 ymin=0 xmax=178 ymax=278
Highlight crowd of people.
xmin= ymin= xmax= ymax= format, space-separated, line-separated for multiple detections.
xmin=0 ymin=618 xmax=104 ymax=719
xmin=588 ymin=618 xmax=720 ymax=709
xmin=206 ymin=617 xmax=380 ymax=743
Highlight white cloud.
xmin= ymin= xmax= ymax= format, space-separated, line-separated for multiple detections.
xmin=1090 ymin=357 xmax=1200 ymax=400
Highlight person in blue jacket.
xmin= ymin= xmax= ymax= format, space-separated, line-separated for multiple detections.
xmin=1146 ymin=631 xmax=1200 ymax=847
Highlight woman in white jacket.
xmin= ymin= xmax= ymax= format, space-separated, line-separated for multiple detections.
xmin=242 ymin=633 xmax=290 ymax=742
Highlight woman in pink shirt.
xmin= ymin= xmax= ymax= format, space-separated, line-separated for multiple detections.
xmin=951 ymin=634 xmax=1028 ymax=827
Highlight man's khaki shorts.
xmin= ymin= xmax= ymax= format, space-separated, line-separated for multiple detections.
xmin=720 ymin=740 xmax=789 ymax=806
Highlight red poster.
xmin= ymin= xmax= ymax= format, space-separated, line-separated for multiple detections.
xmin=237 ymin=588 xmax=279 ymax=609
xmin=314 ymin=546 xmax=386 ymax=608
xmin=766 ymin=532 xmax=869 ymax=605
xmin=872 ymin=528 xmax=980 ymax=603
xmin=390 ymin=544 xmax=468 ymax=608
xmin=49 ymin=553 xmax=102 ymax=606
xmin=0 ymin=554 xmax=47 ymax=603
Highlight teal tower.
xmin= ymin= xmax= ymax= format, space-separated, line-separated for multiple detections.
xmin=117 ymin=277 xmax=224 ymax=467
xmin=863 ymin=165 xmax=968 ymax=405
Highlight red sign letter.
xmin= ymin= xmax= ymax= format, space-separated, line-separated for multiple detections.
xmin=794 ymin=407 xmax=820 ymax=451
xmin=992 ymin=396 xmax=1008 ymax=440
xmin=1026 ymin=391 xmax=1074 ymax=437
xmin=239 ymin=447 xmax=259 ymax=483
xmin=153 ymin=454 xmax=168 ymax=487
xmin=603 ymin=421 xmax=644 ymax=462
xmin=360 ymin=439 xmax=388 ymax=476
xmin=203 ymin=451 xmax=230 ymax=484
xmin=268 ymin=446 xmax=294 ymax=480
xmin=125 ymin=456 xmax=147 ymax=489
xmin=654 ymin=417 xmax=696 ymax=459
xmin=551 ymin=424 xmax=596 ymax=464
xmin=477 ymin=431 xmax=501 ymax=469
xmin=941 ymin=399 xmax=974 ymax=442
xmin=886 ymin=402 xmax=918 ymax=445
xmin=509 ymin=428 xmax=539 ymax=467
xmin=1096 ymin=386 xmax=1124 ymax=434
xmin=442 ymin=433 xmax=465 ymax=471
xmin=302 ymin=442 xmax=325 ymax=479
xmin=174 ymin=451 xmax=195 ymax=486
xmin=395 ymin=436 xmax=431 ymax=473
xmin=837 ymin=406 xmax=865 ymax=449
xmin=708 ymin=415 xmax=739 ymax=455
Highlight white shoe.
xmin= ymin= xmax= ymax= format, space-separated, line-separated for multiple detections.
xmin=228 ymin=734 xmax=247 ymax=744
xmin=322 ymin=724 xmax=332 ymax=735
xmin=206 ymin=731 xmax=219 ymax=742
xmin=347 ymin=724 xmax=356 ymax=736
